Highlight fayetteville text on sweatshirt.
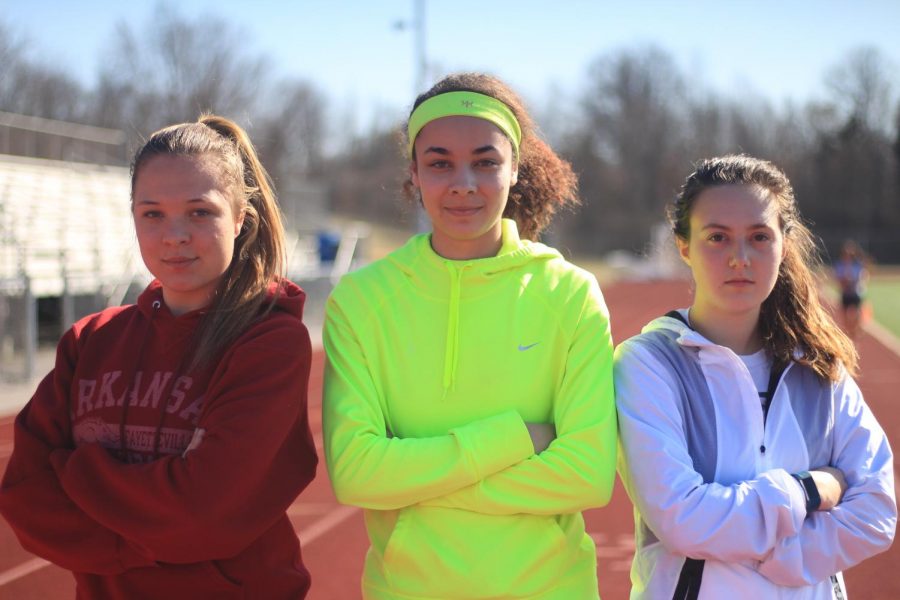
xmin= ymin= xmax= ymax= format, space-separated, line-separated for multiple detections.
xmin=0 ymin=279 xmax=318 ymax=599
xmin=323 ymin=219 xmax=617 ymax=600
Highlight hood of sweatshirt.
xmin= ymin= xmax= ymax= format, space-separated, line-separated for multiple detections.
xmin=641 ymin=309 xmax=696 ymax=341
xmin=136 ymin=278 xmax=307 ymax=322
xmin=385 ymin=219 xmax=561 ymax=392
xmin=640 ymin=308 xmax=806 ymax=370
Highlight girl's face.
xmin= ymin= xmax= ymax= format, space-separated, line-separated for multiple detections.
xmin=410 ymin=115 xmax=518 ymax=260
xmin=677 ymin=184 xmax=785 ymax=321
xmin=132 ymin=154 xmax=244 ymax=315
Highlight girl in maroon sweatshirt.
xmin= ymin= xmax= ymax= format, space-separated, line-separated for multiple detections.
xmin=0 ymin=115 xmax=317 ymax=598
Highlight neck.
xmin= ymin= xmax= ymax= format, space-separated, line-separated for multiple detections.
xmin=430 ymin=230 xmax=503 ymax=260
xmin=689 ymin=303 xmax=763 ymax=355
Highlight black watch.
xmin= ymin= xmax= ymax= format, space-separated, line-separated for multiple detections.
xmin=792 ymin=471 xmax=821 ymax=515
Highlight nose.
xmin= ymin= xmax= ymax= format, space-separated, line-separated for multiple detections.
xmin=729 ymin=241 xmax=750 ymax=268
xmin=449 ymin=166 xmax=476 ymax=195
xmin=162 ymin=220 xmax=190 ymax=245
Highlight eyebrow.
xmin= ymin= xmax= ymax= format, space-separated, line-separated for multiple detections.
xmin=134 ymin=197 xmax=210 ymax=205
xmin=422 ymin=144 xmax=500 ymax=156
xmin=700 ymin=222 xmax=773 ymax=231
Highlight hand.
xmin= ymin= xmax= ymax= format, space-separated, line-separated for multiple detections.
xmin=525 ymin=422 xmax=556 ymax=454
xmin=810 ymin=466 xmax=848 ymax=511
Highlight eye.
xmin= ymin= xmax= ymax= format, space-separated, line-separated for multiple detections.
xmin=752 ymin=232 xmax=771 ymax=242
xmin=140 ymin=210 xmax=162 ymax=219
xmin=707 ymin=232 xmax=726 ymax=242
xmin=475 ymin=158 xmax=499 ymax=168
xmin=427 ymin=160 xmax=451 ymax=169
xmin=191 ymin=208 xmax=213 ymax=218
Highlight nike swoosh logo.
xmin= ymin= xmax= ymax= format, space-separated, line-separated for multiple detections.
xmin=518 ymin=342 xmax=540 ymax=351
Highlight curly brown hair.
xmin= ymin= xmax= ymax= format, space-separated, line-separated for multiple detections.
xmin=401 ymin=73 xmax=579 ymax=240
xmin=670 ymin=154 xmax=858 ymax=381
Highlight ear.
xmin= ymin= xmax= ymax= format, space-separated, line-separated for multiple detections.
xmin=409 ymin=160 xmax=420 ymax=188
xmin=676 ymin=236 xmax=691 ymax=266
xmin=233 ymin=208 xmax=245 ymax=238
xmin=510 ymin=157 xmax=519 ymax=187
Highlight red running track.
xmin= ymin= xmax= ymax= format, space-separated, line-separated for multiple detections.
xmin=0 ymin=280 xmax=898 ymax=598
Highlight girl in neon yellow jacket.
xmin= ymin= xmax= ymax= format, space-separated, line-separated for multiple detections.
xmin=323 ymin=73 xmax=617 ymax=599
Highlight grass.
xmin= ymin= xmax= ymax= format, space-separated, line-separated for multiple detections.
xmin=867 ymin=272 xmax=900 ymax=339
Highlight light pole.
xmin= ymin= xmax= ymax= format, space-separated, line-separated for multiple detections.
xmin=395 ymin=0 xmax=430 ymax=232
xmin=396 ymin=0 xmax=428 ymax=96
xmin=412 ymin=0 xmax=426 ymax=96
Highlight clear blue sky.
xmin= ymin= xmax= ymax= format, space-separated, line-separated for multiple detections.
xmin=4 ymin=0 xmax=900 ymax=128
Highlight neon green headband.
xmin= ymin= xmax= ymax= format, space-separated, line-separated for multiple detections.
xmin=407 ymin=91 xmax=522 ymax=158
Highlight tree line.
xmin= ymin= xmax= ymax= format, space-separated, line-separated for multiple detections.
xmin=2 ymin=9 xmax=898 ymax=261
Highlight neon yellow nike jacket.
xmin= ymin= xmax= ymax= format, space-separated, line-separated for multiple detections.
xmin=323 ymin=219 xmax=617 ymax=599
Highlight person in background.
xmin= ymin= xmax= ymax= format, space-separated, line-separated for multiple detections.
xmin=615 ymin=155 xmax=895 ymax=599
xmin=0 ymin=115 xmax=317 ymax=599
xmin=834 ymin=239 xmax=870 ymax=340
xmin=323 ymin=72 xmax=617 ymax=599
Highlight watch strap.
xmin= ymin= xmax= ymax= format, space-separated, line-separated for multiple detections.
xmin=792 ymin=470 xmax=821 ymax=514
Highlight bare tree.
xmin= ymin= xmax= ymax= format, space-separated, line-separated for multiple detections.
xmin=88 ymin=3 xmax=269 ymax=142
xmin=825 ymin=46 xmax=896 ymax=135
xmin=567 ymin=46 xmax=689 ymax=253
xmin=0 ymin=22 xmax=86 ymax=122
xmin=254 ymin=79 xmax=328 ymax=185
xmin=806 ymin=47 xmax=900 ymax=259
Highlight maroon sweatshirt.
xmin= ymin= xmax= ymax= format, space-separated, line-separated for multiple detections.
xmin=0 ymin=279 xmax=317 ymax=599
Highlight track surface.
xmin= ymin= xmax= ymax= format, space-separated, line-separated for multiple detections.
xmin=1 ymin=279 xmax=898 ymax=598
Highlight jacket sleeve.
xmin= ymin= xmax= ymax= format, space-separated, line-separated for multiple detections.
xmin=322 ymin=293 xmax=535 ymax=510
xmin=0 ymin=329 xmax=156 ymax=575
xmin=419 ymin=281 xmax=617 ymax=515
xmin=614 ymin=340 xmax=809 ymax=561
xmin=757 ymin=375 xmax=897 ymax=585
xmin=49 ymin=318 xmax=318 ymax=564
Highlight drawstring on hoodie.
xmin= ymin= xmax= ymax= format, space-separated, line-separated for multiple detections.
xmin=442 ymin=263 xmax=465 ymax=395
xmin=118 ymin=297 xmax=191 ymax=462
xmin=150 ymin=323 xmax=192 ymax=462
xmin=391 ymin=220 xmax=560 ymax=400
xmin=118 ymin=300 xmax=160 ymax=458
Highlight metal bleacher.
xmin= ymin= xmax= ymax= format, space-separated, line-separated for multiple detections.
xmin=0 ymin=153 xmax=144 ymax=302
xmin=0 ymin=154 xmax=143 ymax=380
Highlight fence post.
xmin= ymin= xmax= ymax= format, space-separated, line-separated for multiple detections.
xmin=23 ymin=274 xmax=36 ymax=381
xmin=62 ymin=271 xmax=75 ymax=335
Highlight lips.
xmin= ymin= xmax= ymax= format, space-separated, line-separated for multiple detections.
xmin=162 ymin=256 xmax=197 ymax=267
xmin=725 ymin=278 xmax=754 ymax=286
xmin=444 ymin=206 xmax=482 ymax=217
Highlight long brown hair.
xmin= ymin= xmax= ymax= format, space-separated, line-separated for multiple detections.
xmin=402 ymin=73 xmax=579 ymax=240
xmin=670 ymin=154 xmax=858 ymax=380
xmin=131 ymin=114 xmax=286 ymax=368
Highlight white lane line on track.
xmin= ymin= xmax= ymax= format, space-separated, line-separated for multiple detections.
xmin=1 ymin=507 xmax=361 ymax=587
xmin=0 ymin=507 xmax=359 ymax=588
xmin=0 ymin=557 xmax=51 ymax=586
xmin=864 ymin=319 xmax=900 ymax=358
xmin=297 ymin=504 xmax=359 ymax=546
xmin=287 ymin=502 xmax=341 ymax=516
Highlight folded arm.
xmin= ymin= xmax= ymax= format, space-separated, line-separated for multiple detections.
xmin=51 ymin=320 xmax=318 ymax=564
xmin=614 ymin=341 xmax=809 ymax=562
xmin=322 ymin=296 xmax=536 ymax=511
xmin=757 ymin=376 xmax=897 ymax=585
xmin=419 ymin=280 xmax=617 ymax=515
xmin=0 ymin=330 xmax=155 ymax=574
